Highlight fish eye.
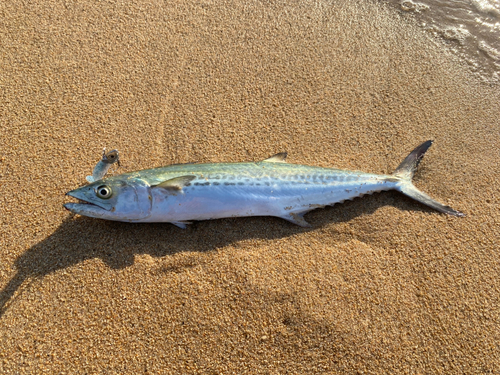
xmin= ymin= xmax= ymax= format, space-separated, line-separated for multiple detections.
xmin=96 ymin=185 xmax=112 ymax=199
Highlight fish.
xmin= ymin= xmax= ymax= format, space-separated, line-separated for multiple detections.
xmin=86 ymin=148 xmax=120 ymax=183
xmin=64 ymin=141 xmax=464 ymax=228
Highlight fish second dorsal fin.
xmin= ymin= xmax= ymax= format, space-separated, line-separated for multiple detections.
xmin=152 ymin=175 xmax=196 ymax=192
xmin=263 ymin=152 xmax=287 ymax=163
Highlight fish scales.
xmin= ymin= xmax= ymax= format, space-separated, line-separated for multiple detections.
xmin=65 ymin=141 xmax=465 ymax=227
xmin=72 ymin=163 xmax=386 ymax=225
xmin=141 ymin=162 xmax=383 ymax=225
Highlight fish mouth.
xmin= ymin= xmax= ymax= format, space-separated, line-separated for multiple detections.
xmin=64 ymin=191 xmax=111 ymax=212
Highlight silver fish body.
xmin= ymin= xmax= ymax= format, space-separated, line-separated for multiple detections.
xmin=65 ymin=141 xmax=464 ymax=227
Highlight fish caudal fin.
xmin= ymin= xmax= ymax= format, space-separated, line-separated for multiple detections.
xmin=392 ymin=141 xmax=465 ymax=217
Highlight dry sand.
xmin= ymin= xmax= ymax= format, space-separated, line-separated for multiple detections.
xmin=1 ymin=0 xmax=499 ymax=373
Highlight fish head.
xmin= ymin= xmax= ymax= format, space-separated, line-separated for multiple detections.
xmin=64 ymin=176 xmax=152 ymax=221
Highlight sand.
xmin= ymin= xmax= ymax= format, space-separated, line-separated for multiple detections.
xmin=0 ymin=0 xmax=499 ymax=373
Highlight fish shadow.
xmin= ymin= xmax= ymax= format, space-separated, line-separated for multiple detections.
xmin=0 ymin=192 xmax=433 ymax=318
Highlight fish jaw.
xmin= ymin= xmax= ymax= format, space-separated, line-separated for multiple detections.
xmin=64 ymin=202 xmax=113 ymax=219
xmin=64 ymin=187 xmax=115 ymax=219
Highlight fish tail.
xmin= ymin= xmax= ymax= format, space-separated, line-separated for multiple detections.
xmin=391 ymin=140 xmax=465 ymax=217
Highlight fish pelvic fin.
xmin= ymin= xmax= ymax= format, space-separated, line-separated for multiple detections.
xmin=171 ymin=221 xmax=192 ymax=229
xmin=392 ymin=140 xmax=465 ymax=217
xmin=279 ymin=212 xmax=312 ymax=227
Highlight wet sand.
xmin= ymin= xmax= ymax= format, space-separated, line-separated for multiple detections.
xmin=1 ymin=0 xmax=499 ymax=373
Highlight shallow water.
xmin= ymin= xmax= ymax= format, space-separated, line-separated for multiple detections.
xmin=384 ymin=0 xmax=500 ymax=83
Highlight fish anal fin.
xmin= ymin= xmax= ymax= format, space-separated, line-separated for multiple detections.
xmin=171 ymin=221 xmax=192 ymax=229
xmin=263 ymin=152 xmax=287 ymax=163
xmin=280 ymin=212 xmax=312 ymax=227
xmin=153 ymin=175 xmax=196 ymax=193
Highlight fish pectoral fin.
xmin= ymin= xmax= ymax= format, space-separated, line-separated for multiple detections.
xmin=263 ymin=152 xmax=287 ymax=163
xmin=171 ymin=221 xmax=192 ymax=229
xmin=152 ymin=175 xmax=196 ymax=193
xmin=279 ymin=212 xmax=312 ymax=227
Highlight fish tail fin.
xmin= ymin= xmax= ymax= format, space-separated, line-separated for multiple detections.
xmin=392 ymin=140 xmax=465 ymax=217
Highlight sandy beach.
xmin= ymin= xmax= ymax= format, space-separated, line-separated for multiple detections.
xmin=1 ymin=0 xmax=499 ymax=373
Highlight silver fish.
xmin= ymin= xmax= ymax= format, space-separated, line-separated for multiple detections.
xmin=65 ymin=141 xmax=464 ymax=228
xmin=86 ymin=149 xmax=120 ymax=183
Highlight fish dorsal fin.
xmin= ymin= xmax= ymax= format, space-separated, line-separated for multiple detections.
xmin=170 ymin=161 xmax=199 ymax=166
xmin=152 ymin=175 xmax=196 ymax=192
xmin=263 ymin=152 xmax=287 ymax=163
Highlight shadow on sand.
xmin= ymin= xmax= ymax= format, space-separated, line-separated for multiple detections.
xmin=0 ymin=192 xmax=432 ymax=318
